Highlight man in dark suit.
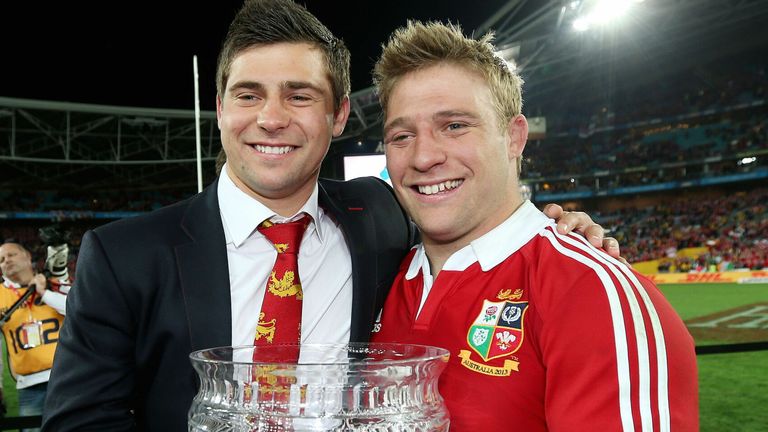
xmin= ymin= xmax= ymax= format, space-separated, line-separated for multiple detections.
xmin=42 ymin=1 xmax=614 ymax=430
xmin=41 ymin=1 xmax=415 ymax=429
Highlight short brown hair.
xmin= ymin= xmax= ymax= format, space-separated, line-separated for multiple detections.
xmin=374 ymin=20 xmax=523 ymax=131
xmin=215 ymin=0 xmax=351 ymax=111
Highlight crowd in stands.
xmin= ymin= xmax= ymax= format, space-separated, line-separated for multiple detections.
xmin=600 ymin=187 xmax=767 ymax=271
xmin=522 ymin=49 xmax=767 ymax=194
xmin=0 ymin=189 xmax=192 ymax=277
xmin=0 ymin=189 xmax=192 ymax=213
xmin=0 ymin=189 xmax=191 ymax=274
xmin=3 ymin=187 xmax=766 ymax=275
xmin=537 ymin=49 xmax=767 ymax=135
xmin=524 ymin=105 xmax=767 ymax=193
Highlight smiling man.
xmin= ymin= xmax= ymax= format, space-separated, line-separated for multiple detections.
xmin=370 ymin=21 xmax=699 ymax=431
xmin=44 ymin=2 xmax=619 ymax=431
xmin=42 ymin=1 xmax=414 ymax=430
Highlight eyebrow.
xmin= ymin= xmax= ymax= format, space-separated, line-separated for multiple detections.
xmin=383 ymin=117 xmax=408 ymax=137
xmin=433 ymin=110 xmax=479 ymax=121
xmin=227 ymin=80 xmax=325 ymax=94
xmin=283 ymin=80 xmax=325 ymax=94
xmin=384 ymin=110 xmax=479 ymax=137
xmin=228 ymin=80 xmax=264 ymax=93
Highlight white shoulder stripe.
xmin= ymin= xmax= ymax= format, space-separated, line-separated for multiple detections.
xmin=543 ymin=228 xmax=670 ymax=432
xmin=559 ymin=231 xmax=671 ymax=432
xmin=539 ymin=229 xmax=636 ymax=431
xmin=555 ymin=231 xmax=654 ymax=431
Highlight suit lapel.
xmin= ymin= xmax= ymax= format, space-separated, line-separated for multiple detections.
xmin=177 ymin=181 xmax=232 ymax=351
xmin=318 ymin=183 xmax=377 ymax=342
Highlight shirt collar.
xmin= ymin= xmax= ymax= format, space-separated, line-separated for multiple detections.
xmin=405 ymin=200 xmax=551 ymax=279
xmin=405 ymin=244 xmax=428 ymax=280
xmin=217 ymin=163 xmax=323 ymax=248
xmin=2 ymin=276 xmax=21 ymax=289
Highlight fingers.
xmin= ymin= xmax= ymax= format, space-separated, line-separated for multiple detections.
xmin=602 ymin=237 xmax=621 ymax=258
xmin=555 ymin=211 xmax=597 ymax=236
xmin=31 ymin=273 xmax=47 ymax=296
xmin=542 ymin=203 xmax=564 ymax=220
xmin=602 ymin=238 xmax=630 ymax=266
xmin=547 ymin=206 xmax=628 ymax=265
xmin=582 ymin=224 xmax=605 ymax=248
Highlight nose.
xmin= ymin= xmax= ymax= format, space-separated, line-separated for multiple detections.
xmin=411 ymin=133 xmax=447 ymax=172
xmin=257 ymin=99 xmax=290 ymax=133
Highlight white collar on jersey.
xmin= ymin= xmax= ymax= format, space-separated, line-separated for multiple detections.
xmin=405 ymin=200 xmax=552 ymax=279
xmin=217 ymin=162 xmax=323 ymax=248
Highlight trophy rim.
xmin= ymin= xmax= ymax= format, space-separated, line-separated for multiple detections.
xmin=189 ymin=342 xmax=450 ymax=366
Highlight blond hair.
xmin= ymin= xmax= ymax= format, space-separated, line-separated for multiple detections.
xmin=373 ymin=20 xmax=523 ymax=132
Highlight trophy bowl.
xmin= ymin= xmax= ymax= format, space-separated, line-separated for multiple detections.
xmin=189 ymin=343 xmax=450 ymax=431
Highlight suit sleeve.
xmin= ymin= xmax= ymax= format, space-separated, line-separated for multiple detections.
xmin=43 ymin=230 xmax=138 ymax=431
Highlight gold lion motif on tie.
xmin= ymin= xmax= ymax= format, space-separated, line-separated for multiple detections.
xmin=268 ymin=270 xmax=303 ymax=299
xmin=255 ymin=312 xmax=276 ymax=343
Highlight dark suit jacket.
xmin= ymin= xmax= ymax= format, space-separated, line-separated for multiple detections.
xmin=42 ymin=177 xmax=414 ymax=431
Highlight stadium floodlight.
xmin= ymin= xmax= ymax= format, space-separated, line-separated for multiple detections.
xmin=590 ymin=0 xmax=631 ymax=24
xmin=573 ymin=17 xmax=591 ymax=32
xmin=572 ymin=0 xmax=643 ymax=32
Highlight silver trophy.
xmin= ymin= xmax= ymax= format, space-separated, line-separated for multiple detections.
xmin=189 ymin=343 xmax=450 ymax=431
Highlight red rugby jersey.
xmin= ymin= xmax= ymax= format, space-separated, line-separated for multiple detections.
xmin=371 ymin=201 xmax=698 ymax=432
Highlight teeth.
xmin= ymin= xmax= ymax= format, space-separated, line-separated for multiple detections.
xmin=417 ymin=180 xmax=463 ymax=195
xmin=254 ymin=145 xmax=294 ymax=155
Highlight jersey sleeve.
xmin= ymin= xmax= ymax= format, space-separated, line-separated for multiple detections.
xmin=535 ymin=233 xmax=698 ymax=431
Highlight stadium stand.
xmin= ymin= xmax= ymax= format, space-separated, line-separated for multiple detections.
xmin=1 ymin=48 xmax=765 ymax=274
xmin=597 ymin=187 xmax=767 ymax=269
xmin=516 ymin=46 xmax=767 ymax=272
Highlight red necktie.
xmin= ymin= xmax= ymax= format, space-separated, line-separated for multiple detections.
xmin=253 ymin=214 xmax=311 ymax=360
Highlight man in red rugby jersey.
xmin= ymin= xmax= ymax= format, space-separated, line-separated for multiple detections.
xmin=371 ymin=20 xmax=698 ymax=431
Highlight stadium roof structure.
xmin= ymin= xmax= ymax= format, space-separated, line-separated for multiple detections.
xmin=346 ymin=0 xmax=768 ymax=141
xmin=0 ymin=97 xmax=220 ymax=191
xmin=1 ymin=0 xmax=767 ymax=190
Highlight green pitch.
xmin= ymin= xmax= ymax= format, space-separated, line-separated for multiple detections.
xmin=660 ymin=282 xmax=768 ymax=431
xmin=660 ymin=282 xmax=768 ymax=321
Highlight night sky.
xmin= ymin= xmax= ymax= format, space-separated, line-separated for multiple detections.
xmin=0 ymin=0 xmax=509 ymax=111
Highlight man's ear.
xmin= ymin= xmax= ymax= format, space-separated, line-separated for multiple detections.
xmin=332 ymin=96 xmax=351 ymax=137
xmin=506 ymin=114 xmax=529 ymax=159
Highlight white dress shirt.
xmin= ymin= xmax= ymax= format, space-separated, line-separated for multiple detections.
xmin=218 ymin=165 xmax=353 ymax=347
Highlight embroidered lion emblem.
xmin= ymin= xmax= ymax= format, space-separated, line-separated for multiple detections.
xmin=268 ymin=271 xmax=303 ymax=299
xmin=255 ymin=312 xmax=276 ymax=343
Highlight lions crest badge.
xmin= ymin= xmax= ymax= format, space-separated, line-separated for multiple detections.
xmin=467 ymin=300 xmax=528 ymax=362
